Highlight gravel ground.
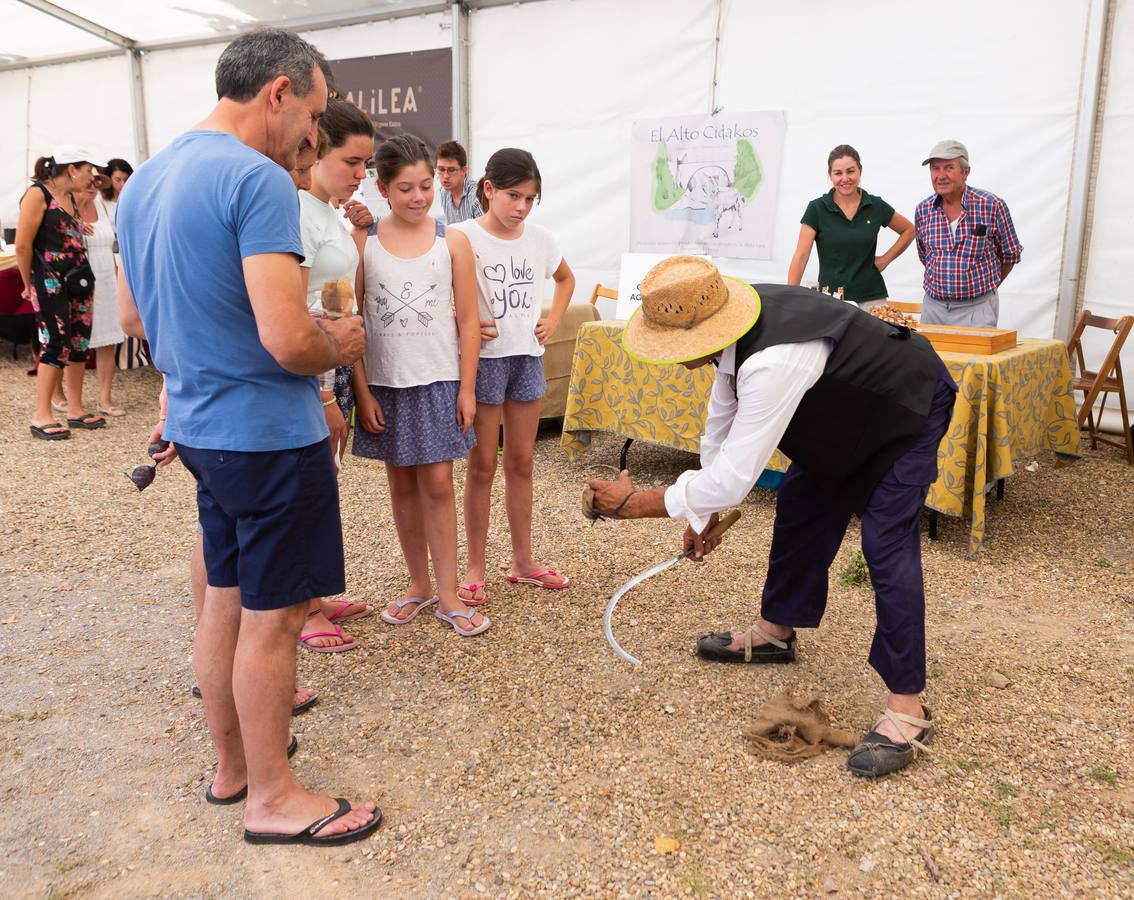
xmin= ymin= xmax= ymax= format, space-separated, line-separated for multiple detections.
xmin=0 ymin=348 xmax=1131 ymax=899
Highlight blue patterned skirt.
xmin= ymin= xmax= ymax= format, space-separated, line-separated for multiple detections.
xmin=351 ymin=381 xmax=476 ymax=467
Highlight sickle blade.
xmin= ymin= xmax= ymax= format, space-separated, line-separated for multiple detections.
xmin=602 ymin=551 xmax=686 ymax=667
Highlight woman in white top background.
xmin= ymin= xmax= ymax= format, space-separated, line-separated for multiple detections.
xmin=451 ymin=149 xmax=576 ymax=606
xmin=99 ymin=158 xmax=133 ymax=220
xmin=67 ymin=174 xmax=124 ymax=416
xmin=295 ymin=98 xmax=378 ymax=653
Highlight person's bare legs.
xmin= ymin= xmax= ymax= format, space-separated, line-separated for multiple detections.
xmin=417 ymin=461 xmax=483 ymax=631
xmin=460 ymin=403 xmax=503 ymax=602
xmin=32 ymin=362 xmax=67 ymax=431
xmin=300 ymin=596 xmax=355 ymax=649
xmin=95 ymin=345 xmax=118 ymax=410
xmin=502 ymin=398 xmax=567 ymax=586
xmin=384 ymin=464 xmax=435 ymax=620
xmin=191 ymin=532 xmax=206 ymax=620
xmin=195 ymin=584 xmax=246 ymax=798
xmin=236 ymin=603 xmax=376 ymax=837
xmin=62 ymin=361 xmax=91 ymax=419
xmin=191 ymin=532 xmax=315 ymax=710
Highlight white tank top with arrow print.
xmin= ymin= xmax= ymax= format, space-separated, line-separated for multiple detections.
xmin=361 ymin=226 xmax=459 ymax=388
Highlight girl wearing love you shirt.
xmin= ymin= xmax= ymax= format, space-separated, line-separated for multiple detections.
xmin=451 ymin=149 xmax=576 ymax=605
xmin=352 ymin=135 xmax=490 ymax=637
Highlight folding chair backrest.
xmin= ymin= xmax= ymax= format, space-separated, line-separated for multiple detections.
xmin=589 ymin=284 xmax=618 ymax=306
xmin=1067 ymin=309 xmax=1133 ymax=381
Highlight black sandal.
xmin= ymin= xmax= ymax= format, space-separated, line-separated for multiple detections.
xmin=846 ymin=708 xmax=934 ymax=778
xmin=244 ymin=798 xmax=383 ymax=846
xmin=205 ymin=736 xmax=299 ymax=805
xmin=696 ymin=624 xmax=796 ymax=663
xmin=30 ymin=423 xmax=70 ymax=440
xmin=67 ymin=413 xmax=105 ymax=429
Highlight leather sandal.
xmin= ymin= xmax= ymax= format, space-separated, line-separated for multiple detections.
xmin=846 ymin=707 xmax=934 ymax=778
xmin=696 ymin=624 xmax=796 ymax=663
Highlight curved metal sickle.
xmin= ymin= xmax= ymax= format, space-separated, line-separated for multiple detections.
xmin=602 ymin=510 xmax=742 ymax=666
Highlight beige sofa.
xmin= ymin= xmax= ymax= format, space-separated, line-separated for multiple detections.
xmin=538 ymin=299 xmax=600 ymax=419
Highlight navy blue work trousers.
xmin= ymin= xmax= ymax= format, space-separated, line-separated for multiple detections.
xmin=759 ymin=368 xmax=957 ymax=694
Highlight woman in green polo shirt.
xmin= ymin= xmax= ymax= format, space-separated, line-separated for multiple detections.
xmin=787 ymin=144 xmax=915 ymax=307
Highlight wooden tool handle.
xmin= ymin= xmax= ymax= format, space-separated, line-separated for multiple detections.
xmin=703 ymin=509 xmax=741 ymax=541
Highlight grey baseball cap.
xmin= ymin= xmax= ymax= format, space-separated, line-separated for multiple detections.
xmin=921 ymin=139 xmax=969 ymax=166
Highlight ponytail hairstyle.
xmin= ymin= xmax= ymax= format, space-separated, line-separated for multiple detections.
xmin=32 ymin=156 xmax=56 ymax=182
xmin=316 ymin=98 xmax=376 ymax=159
xmin=827 ymin=144 xmax=862 ymax=172
xmin=374 ymin=133 xmax=433 ymax=184
xmin=101 ymin=158 xmax=134 ymax=201
xmin=476 ymin=148 xmax=542 ymax=211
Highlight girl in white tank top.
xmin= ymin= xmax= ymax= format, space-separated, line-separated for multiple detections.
xmin=351 ymin=135 xmax=490 ymax=637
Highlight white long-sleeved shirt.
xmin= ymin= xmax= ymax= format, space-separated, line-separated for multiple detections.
xmin=663 ymin=338 xmax=832 ymax=532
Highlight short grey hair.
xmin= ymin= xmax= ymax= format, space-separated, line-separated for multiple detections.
xmin=215 ymin=28 xmax=331 ymax=102
xmin=957 ymin=156 xmax=971 ymax=172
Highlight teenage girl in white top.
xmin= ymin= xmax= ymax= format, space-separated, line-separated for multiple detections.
xmin=351 ymin=134 xmax=489 ymax=637
xmin=451 ymin=149 xmax=576 ymax=606
xmin=295 ymin=99 xmax=378 ymax=653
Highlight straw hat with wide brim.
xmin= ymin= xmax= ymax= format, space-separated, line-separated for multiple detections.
xmin=623 ymin=256 xmax=760 ymax=364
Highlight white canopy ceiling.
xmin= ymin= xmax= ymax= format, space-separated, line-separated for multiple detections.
xmin=0 ymin=0 xmax=512 ymax=65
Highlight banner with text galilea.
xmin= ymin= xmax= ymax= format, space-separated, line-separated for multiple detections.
xmin=330 ymin=48 xmax=453 ymax=150
xmin=630 ymin=112 xmax=786 ymax=260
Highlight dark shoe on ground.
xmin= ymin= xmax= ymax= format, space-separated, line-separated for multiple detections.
xmin=243 ymin=799 xmax=383 ymax=846
xmin=67 ymin=413 xmax=105 ymax=429
xmin=846 ymin=708 xmax=934 ymax=778
xmin=205 ymin=736 xmax=299 ymax=805
xmin=30 ymin=423 xmax=70 ymax=440
xmin=696 ymin=625 xmax=796 ymax=663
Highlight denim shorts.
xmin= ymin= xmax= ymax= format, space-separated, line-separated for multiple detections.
xmin=474 ymin=354 xmax=546 ymax=405
xmin=178 ymin=439 xmax=345 ymax=611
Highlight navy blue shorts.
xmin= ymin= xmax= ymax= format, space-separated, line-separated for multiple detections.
xmin=474 ymin=354 xmax=546 ymax=405
xmin=177 ymin=439 xmax=346 ymax=611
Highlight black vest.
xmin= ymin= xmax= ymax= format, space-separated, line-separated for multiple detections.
xmin=735 ymin=284 xmax=944 ymax=512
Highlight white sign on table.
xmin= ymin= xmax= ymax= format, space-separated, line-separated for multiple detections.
xmin=615 ymin=251 xmax=711 ymax=320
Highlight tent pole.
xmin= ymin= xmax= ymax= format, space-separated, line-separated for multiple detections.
xmin=1053 ymin=0 xmax=1110 ymax=341
xmin=128 ymin=49 xmax=150 ymax=164
xmin=710 ymin=0 xmax=724 ymax=114
xmin=451 ymin=2 xmax=470 ymax=152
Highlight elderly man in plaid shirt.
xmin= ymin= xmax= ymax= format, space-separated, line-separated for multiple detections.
xmin=914 ymin=140 xmax=1022 ymax=327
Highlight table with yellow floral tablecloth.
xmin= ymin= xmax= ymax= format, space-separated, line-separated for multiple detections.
xmin=561 ymin=321 xmax=1080 ymax=555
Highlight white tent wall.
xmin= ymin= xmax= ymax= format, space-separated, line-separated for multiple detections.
xmin=142 ymin=12 xmax=452 ymax=158
xmin=1 ymin=55 xmax=135 ymax=227
xmin=714 ymin=0 xmax=1090 ymax=341
xmin=0 ymin=69 xmax=32 ymax=232
xmin=467 ymin=0 xmax=717 ymax=316
xmin=1081 ymin=0 xmax=1134 ymax=414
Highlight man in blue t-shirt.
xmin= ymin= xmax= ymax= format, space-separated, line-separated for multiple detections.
xmin=117 ymin=29 xmax=379 ymax=847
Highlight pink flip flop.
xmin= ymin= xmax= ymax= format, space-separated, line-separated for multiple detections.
xmin=380 ymin=595 xmax=438 ymax=625
xmin=324 ymin=599 xmax=374 ymax=623
xmin=458 ymin=580 xmax=488 ymax=607
xmin=298 ymin=624 xmax=357 ymax=653
xmin=505 ymin=568 xmax=571 ymax=589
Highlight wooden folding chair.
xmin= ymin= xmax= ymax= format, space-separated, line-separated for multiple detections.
xmin=589 ymin=284 xmax=618 ymax=308
xmin=1066 ymin=308 xmax=1134 ymax=464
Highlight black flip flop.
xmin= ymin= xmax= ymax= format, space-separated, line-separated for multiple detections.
xmin=191 ymin=685 xmax=319 ymax=716
xmin=67 ymin=414 xmax=105 ymax=429
xmin=30 ymin=423 xmax=70 ymax=441
xmin=696 ymin=628 xmax=796 ymax=664
xmin=244 ymin=799 xmax=383 ymax=846
xmin=205 ymin=736 xmax=299 ymax=805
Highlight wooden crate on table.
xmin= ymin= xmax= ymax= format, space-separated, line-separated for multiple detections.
xmin=914 ymin=324 xmax=1017 ymax=355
